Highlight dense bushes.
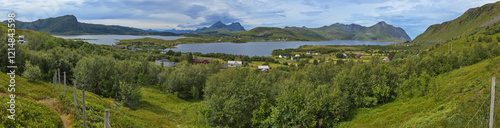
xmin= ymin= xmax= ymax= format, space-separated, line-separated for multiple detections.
xmin=73 ymin=56 xmax=151 ymax=109
xmin=158 ymin=64 xmax=219 ymax=99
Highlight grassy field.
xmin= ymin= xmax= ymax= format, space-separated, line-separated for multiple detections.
xmin=0 ymin=72 xmax=207 ymax=128
xmin=339 ymin=47 xmax=500 ymax=128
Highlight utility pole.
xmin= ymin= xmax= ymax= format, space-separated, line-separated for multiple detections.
xmin=490 ymin=77 xmax=495 ymax=128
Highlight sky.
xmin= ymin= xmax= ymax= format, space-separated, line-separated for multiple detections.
xmin=1 ymin=0 xmax=499 ymax=39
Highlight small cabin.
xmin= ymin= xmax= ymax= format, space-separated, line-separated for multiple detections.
xmin=155 ymin=59 xmax=175 ymax=67
xmin=227 ymin=61 xmax=242 ymax=67
xmin=383 ymin=57 xmax=390 ymax=62
xmin=194 ymin=59 xmax=212 ymax=64
xmin=258 ymin=65 xmax=270 ymax=72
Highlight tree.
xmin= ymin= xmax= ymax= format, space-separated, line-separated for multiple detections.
xmin=119 ymin=81 xmax=142 ymax=110
xmin=160 ymin=64 xmax=219 ymax=99
xmin=73 ymin=55 xmax=117 ymax=97
xmin=203 ymin=68 xmax=271 ymax=127
xmin=22 ymin=60 xmax=42 ymax=81
xmin=186 ymin=52 xmax=194 ymax=64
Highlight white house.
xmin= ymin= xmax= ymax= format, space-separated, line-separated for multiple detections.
xmin=227 ymin=61 xmax=242 ymax=67
xmin=279 ymin=55 xmax=287 ymax=58
xmin=306 ymin=51 xmax=312 ymax=54
xmin=155 ymin=59 xmax=175 ymax=67
xmin=258 ymin=65 xmax=270 ymax=72
xmin=295 ymin=54 xmax=300 ymax=57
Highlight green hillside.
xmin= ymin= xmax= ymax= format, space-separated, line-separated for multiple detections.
xmin=340 ymin=52 xmax=500 ymax=127
xmin=0 ymin=72 xmax=207 ymax=127
xmin=413 ymin=1 xmax=500 ymax=47
xmin=234 ymin=22 xmax=411 ymax=42
xmin=5 ymin=15 xmax=177 ymax=35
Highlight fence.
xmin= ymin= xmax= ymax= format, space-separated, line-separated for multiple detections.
xmin=53 ymin=69 xmax=112 ymax=128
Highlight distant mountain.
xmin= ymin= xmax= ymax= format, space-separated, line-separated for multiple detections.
xmin=309 ymin=21 xmax=411 ymax=41
xmin=4 ymin=15 xmax=177 ymax=35
xmin=413 ymin=1 xmax=500 ymax=47
xmin=236 ymin=22 xmax=411 ymax=42
xmin=146 ymin=29 xmax=195 ymax=34
xmin=195 ymin=21 xmax=246 ymax=33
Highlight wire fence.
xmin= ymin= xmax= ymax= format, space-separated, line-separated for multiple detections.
xmin=53 ymin=69 xmax=112 ymax=128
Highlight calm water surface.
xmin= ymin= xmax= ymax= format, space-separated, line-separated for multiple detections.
xmin=170 ymin=40 xmax=394 ymax=56
xmin=54 ymin=35 xmax=395 ymax=56
xmin=53 ymin=35 xmax=185 ymax=45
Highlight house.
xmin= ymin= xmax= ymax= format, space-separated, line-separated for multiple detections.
xmin=279 ymin=55 xmax=286 ymax=58
xmin=291 ymin=57 xmax=294 ymax=60
xmin=258 ymin=65 xmax=270 ymax=72
xmin=312 ymin=53 xmax=320 ymax=55
xmin=155 ymin=59 xmax=175 ymax=67
xmin=306 ymin=51 xmax=312 ymax=54
xmin=383 ymin=57 xmax=390 ymax=62
xmin=227 ymin=61 xmax=242 ymax=67
xmin=193 ymin=59 xmax=212 ymax=64
xmin=295 ymin=54 xmax=300 ymax=57
xmin=355 ymin=54 xmax=362 ymax=59
xmin=19 ymin=35 xmax=24 ymax=43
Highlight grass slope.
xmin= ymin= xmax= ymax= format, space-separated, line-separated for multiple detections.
xmin=0 ymin=72 xmax=207 ymax=127
xmin=339 ymin=49 xmax=500 ymax=128
xmin=413 ymin=1 xmax=500 ymax=47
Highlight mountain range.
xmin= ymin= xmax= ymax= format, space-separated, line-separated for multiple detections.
xmin=5 ymin=15 xmax=410 ymax=42
xmin=3 ymin=15 xmax=177 ymax=35
xmin=195 ymin=21 xmax=246 ymax=33
xmin=234 ymin=21 xmax=411 ymax=42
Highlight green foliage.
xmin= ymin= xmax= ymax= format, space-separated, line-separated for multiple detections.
xmin=159 ymin=64 xmax=219 ymax=100
xmin=0 ymin=96 xmax=62 ymax=127
xmin=73 ymin=56 xmax=146 ymax=109
xmin=203 ymin=68 xmax=274 ymax=127
xmin=22 ymin=60 xmax=42 ymax=81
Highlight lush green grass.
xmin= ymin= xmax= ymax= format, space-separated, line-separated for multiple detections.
xmin=0 ymin=72 xmax=207 ymax=128
xmin=413 ymin=1 xmax=500 ymax=47
xmin=339 ymin=56 xmax=500 ymax=127
xmin=0 ymin=73 xmax=62 ymax=127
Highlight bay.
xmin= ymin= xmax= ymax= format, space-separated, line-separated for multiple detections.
xmin=54 ymin=35 xmax=395 ymax=56
xmin=169 ymin=40 xmax=394 ymax=56
xmin=53 ymin=35 xmax=185 ymax=45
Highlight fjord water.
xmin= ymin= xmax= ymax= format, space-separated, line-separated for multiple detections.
xmin=54 ymin=35 xmax=394 ymax=56
xmin=170 ymin=40 xmax=394 ymax=56
xmin=53 ymin=35 xmax=185 ymax=45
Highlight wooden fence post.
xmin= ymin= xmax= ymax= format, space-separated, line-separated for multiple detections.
xmin=64 ymin=72 xmax=66 ymax=92
xmin=490 ymin=77 xmax=495 ymax=128
xmin=105 ymin=109 xmax=110 ymax=128
xmin=58 ymin=68 xmax=61 ymax=89
xmin=73 ymin=80 xmax=78 ymax=114
xmin=53 ymin=70 xmax=56 ymax=86
xmin=82 ymin=90 xmax=86 ymax=128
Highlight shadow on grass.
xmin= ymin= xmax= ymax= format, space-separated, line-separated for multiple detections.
xmin=137 ymin=100 xmax=178 ymax=116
